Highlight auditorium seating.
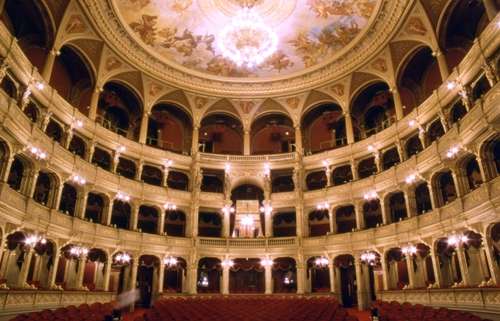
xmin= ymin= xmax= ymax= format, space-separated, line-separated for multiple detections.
xmin=372 ymin=300 xmax=493 ymax=321
xmin=9 ymin=302 xmax=116 ymax=321
xmin=136 ymin=296 xmax=357 ymax=321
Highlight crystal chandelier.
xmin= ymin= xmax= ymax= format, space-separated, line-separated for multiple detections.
xmin=217 ymin=7 xmax=278 ymax=68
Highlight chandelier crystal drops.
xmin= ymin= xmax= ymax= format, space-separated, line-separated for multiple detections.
xmin=217 ymin=7 xmax=278 ymax=68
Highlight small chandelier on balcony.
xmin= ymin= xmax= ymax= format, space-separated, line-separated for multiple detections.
xmin=315 ymin=256 xmax=329 ymax=268
xmin=69 ymin=245 xmax=89 ymax=258
xmin=24 ymin=234 xmax=46 ymax=247
xmin=360 ymin=251 xmax=377 ymax=266
xmin=114 ymin=252 xmax=131 ymax=264
xmin=217 ymin=7 xmax=278 ymax=68
xmin=163 ymin=256 xmax=178 ymax=267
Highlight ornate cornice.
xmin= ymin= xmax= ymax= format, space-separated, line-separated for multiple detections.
xmin=79 ymin=0 xmax=413 ymax=98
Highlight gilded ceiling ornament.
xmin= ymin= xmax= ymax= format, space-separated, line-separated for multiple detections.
xmin=194 ymin=97 xmax=208 ymax=109
xmin=285 ymin=97 xmax=300 ymax=109
xmin=371 ymin=58 xmax=387 ymax=73
xmin=230 ymin=0 xmax=263 ymax=8
xmin=405 ymin=17 xmax=427 ymax=36
xmin=330 ymin=84 xmax=345 ymax=97
xmin=65 ymin=15 xmax=86 ymax=34
xmin=105 ymin=57 xmax=122 ymax=71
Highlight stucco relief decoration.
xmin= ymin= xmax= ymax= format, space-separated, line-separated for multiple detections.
xmin=148 ymin=82 xmax=163 ymax=97
xmin=194 ymin=96 xmax=208 ymax=109
xmin=105 ymin=57 xmax=122 ymax=71
xmin=285 ymin=97 xmax=300 ymax=109
xmin=239 ymin=101 xmax=255 ymax=114
xmin=114 ymin=0 xmax=378 ymax=78
xmin=405 ymin=17 xmax=427 ymax=36
xmin=330 ymin=83 xmax=345 ymax=96
xmin=371 ymin=58 xmax=387 ymax=73
xmin=65 ymin=15 xmax=87 ymax=34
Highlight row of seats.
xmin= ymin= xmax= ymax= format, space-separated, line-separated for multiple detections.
xmin=137 ymin=296 xmax=357 ymax=321
xmin=9 ymin=302 xmax=116 ymax=321
xmin=372 ymin=300 xmax=492 ymax=321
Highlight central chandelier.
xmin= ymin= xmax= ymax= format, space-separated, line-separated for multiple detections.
xmin=217 ymin=8 xmax=278 ymax=68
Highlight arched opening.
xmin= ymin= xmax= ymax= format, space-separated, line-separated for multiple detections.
xmin=167 ymin=170 xmax=189 ymax=191
xmin=111 ymin=200 xmax=131 ymax=229
xmin=308 ymin=210 xmax=330 ymax=237
xmin=435 ymin=238 xmax=462 ymax=288
xmin=336 ymin=205 xmax=356 ymax=233
xmin=23 ymin=102 xmax=40 ymax=123
xmin=307 ymin=257 xmax=330 ymax=293
xmin=415 ymin=182 xmax=432 ymax=214
xmin=2 ymin=0 xmax=54 ymax=71
xmin=488 ymin=222 xmax=500 ymax=284
xmin=351 ymin=82 xmax=394 ymax=140
xmin=27 ymin=239 xmax=55 ymax=289
xmin=332 ymin=165 xmax=353 ymax=186
xmin=84 ymin=249 xmax=107 ymax=291
xmin=229 ymin=258 xmax=265 ymax=293
xmin=433 ymin=170 xmax=457 ymax=206
xmin=334 ymin=255 xmax=357 ymax=308
xmin=91 ymin=147 xmax=112 ymax=171
xmin=471 ymin=73 xmax=492 ymax=102
xmin=50 ymin=45 xmax=94 ymax=114
xmin=479 ymin=136 xmax=500 ymax=181
xmin=272 ymin=212 xmax=296 ymax=237
xmin=45 ymin=119 xmax=64 ymax=144
xmin=97 ymin=82 xmax=143 ymax=140
xmin=462 ymin=155 xmax=484 ymax=191
xmin=58 ymin=183 xmax=78 ymax=216
xmin=137 ymin=205 xmax=159 ymax=234
xmin=162 ymin=257 xmax=186 ymax=293
xmin=449 ymin=99 xmax=468 ymax=125
xmin=197 ymin=257 xmax=221 ymax=293
xmin=137 ymin=255 xmax=160 ymax=308
xmin=363 ymin=199 xmax=383 ymax=228
xmin=199 ymin=113 xmax=243 ymax=154
xmin=141 ymin=165 xmax=163 ymax=186
xmin=85 ymin=192 xmax=106 ymax=223
xmin=413 ymin=244 xmax=435 ymax=288
xmin=250 ymin=114 xmax=294 ymax=154
xmin=147 ymin=103 xmax=192 ymax=154
xmin=231 ymin=184 xmax=264 ymax=237
xmin=358 ymin=157 xmax=377 ymax=179
xmin=272 ymin=257 xmax=297 ymax=293
xmin=201 ymin=169 xmax=224 ymax=193
xmin=382 ymin=147 xmax=401 ymax=170
xmin=109 ymin=252 xmax=132 ymax=295
xmin=440 ymin=0 xmax=489 ymax=70
xmin=55 ymin=244 xmax=91 ymax=290
xmin=165 ymin=210 xmax=186 ymax=237
xmin=271 ymin=169 xmax=294 ymax=192
xmin=305 ymin=170 xmax=327 ymax=190
xmin=387 ymin=192 xmax=408 ymax=223
xmin=0 ymin=74 xmax=18 ymax=100
xmin=461 ymin=230 xmax=489 ymax=285
xmin=116 ymin=157 xmax=137 ymax=179
xmin=33 ymin=171 xmax=57 ymax=207
xmin=426 ymin=119 xmax=445 ymax=145
xmin=301 ymin=103 xmax=345 ymax=154
xmin=397 ymin=47 xmax=441 ymax=113
xmin=405 ymin=134 xmax=423 ymax=158
xmin=385 ymin=248 xmax=408 ymax=290
xmin=7 ymin=156 xmax=28 ymax=192
xmin=198 ymin=211 xmax=222 ymax=237
xmin=2 ymin=231 xmax=28 ymax=287
xmin=68 ymin=135 xmax=86 ymax=158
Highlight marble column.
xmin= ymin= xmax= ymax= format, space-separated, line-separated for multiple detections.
xmin=455 ymin=245 xmax=471 ymax=286
xmin=294 ymin=125 xmax=303 ymax=154
xmin=391 ymin=88 xmax=404 ymax=121
xmin=16 ymin=248 xmax=34 ymax=288
xmin=103 ymin=259 xmax=112 ymax=291
xmin=354 ymin=200 xmax=365 ymax=230
xmin=328 ymin=261 xmax=335 ymax=293
xmin=222 ymin=265 xmax=230 ymax=294
xmin=296 ymin=262 xmax=306 ymax=294
xmin=158 ymin=262 xmax=165 ymax=294
xmin=430 ymin=250 xmax=443 ymax=288
xmin=405 ymin=254 xmax=416 ymax=288
xmin=243 ymin=129 xmax=250 ymax=155
xmin=129 ymin=202 xmax=140 ymax=231
xmin=88 ymin=87 xmax=102 ymax=121
xmin=191 ymin=125 xmax=199 ymax=156
xmin=265 ymin=264 xmax=272 ymax=294
xmin=158 ymin=211 xmax=166 ymax=235
xmin=344 ymin=113 xmax=355 ymax=144
xmin=47 ymin=249 xmax=61 ymax=289
xmin=380 ymin=255 xmax=389 ymax=290
xmin=354 ymin=259 xmax=367 ymax=310
xmin=434 ymin=50 xmax=449 ymax=81
xmin=138 ymin=112 xmax=150 ymax=144
xmin=41 ymin=48 xmax=58 ymax=83
xmin=328 ymin=207 xmax=336 ymax=234
xmin=129 ymin=259 xmax=139 ymax=311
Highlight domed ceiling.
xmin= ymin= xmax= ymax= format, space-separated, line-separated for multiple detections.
xmin=113 ymin=0 xmax=379 ymax=78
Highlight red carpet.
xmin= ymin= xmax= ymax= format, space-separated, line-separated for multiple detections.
xmin=124 ymin=308 xmax=146 ymax=321
xmin=346 ymin=308 xmax=371 ymax=321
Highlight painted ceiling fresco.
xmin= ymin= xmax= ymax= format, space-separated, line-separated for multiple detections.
xmin=114 ymin=0 xmax=379 ymax=78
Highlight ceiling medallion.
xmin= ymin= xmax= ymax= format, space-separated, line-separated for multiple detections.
xmin=217 ymin=7 xmax=278 ymax=68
